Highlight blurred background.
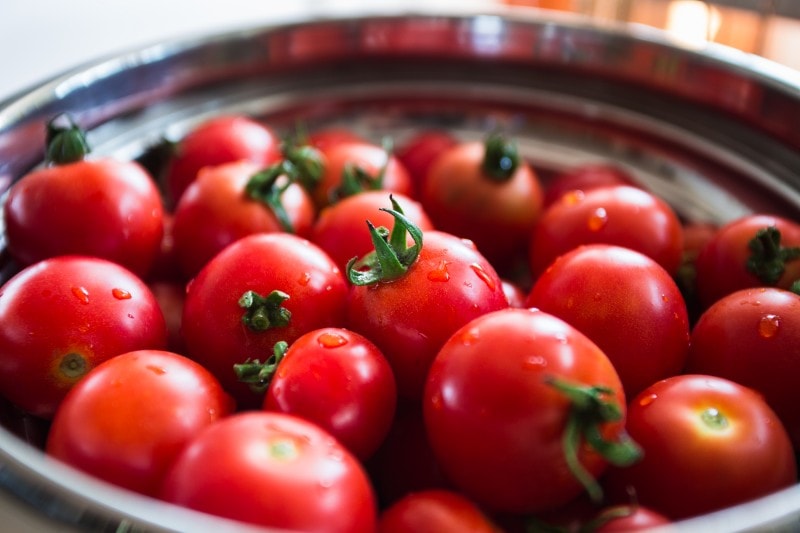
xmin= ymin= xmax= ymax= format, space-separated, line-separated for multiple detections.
xmin=1 ymin=0 xmax=798 ymax=101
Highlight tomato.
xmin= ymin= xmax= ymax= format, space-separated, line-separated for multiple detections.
xmin=693 ymin=214 xmax=800 ymax=309
xmin=46 ymin=350 xmax=233 ymax=496
xmin=684 ymin=287 xmax=800 ymax=448
xmin=254 ymin=327 xmax=397 ymax=461
xmin=378 ymin=490 xmax=499 ymax=533
xmin=529 ymin=185 xmax=684 ymax=279
xmin=590 ymin=505 xmax=671 ymax=532
xmin=311 ymin=191 xmax=434 ymax=272
xmin=526 ymin=245 xmax=690 ymax=398
xmin=395 ymin=129 xmax=457 ymax=194
xmin=306 ymin=126 xmax=365 ymax=152
xmin=423 ymin=308 xmax=639 ymax=514
xmin=421 ymin=133 xmax=543 ymax=270
xmin=171 ymin=160 xmax=315 ymax=278
xmin=160 ymin=411 xmax=378 ymax=532
xmin=181 ymin=233 xmax=348 ymax=408
xmin=163 ymin=115 xmax=282 ymax=207
xmin=0 ymin=256 xmax=167 ymax=418
xmin=148 ymin=280 xmax=187 ymax=354
xmin=501 ymin=278 xmax=527 ymax=308
xmin=543 ymin=163 xmax=635 ymax=207
xmin=602 ymin=374 xmax=796 ymax=520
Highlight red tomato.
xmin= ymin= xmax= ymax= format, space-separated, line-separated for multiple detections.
xmin=590 ymin=505 xmax=671 ymax=532
xmin=171 ymin=160 xmax=315 ymax=278
xmin=395 ymin=129 xmax=458 ymax=194
xmin=4 ymin=158 xmax=164 ymax=279
xmin=306 ymin=126 xmax=365 ymax=152
xmin=181 ymin=233 xmax=348 ymax=408
xmin=501 ymin=278 xmax=527 ymax=308
xmin=0 ymin=256 xmax=167 ymax=418
xmin=421 ymin=134 xmax=544 ymax=269
xmin=378 ymin=490 xmax=499 ymax=533
xmin=423 ymin=308 xmax=638 ymax=514
xmin=163 ymin=115 xmax=282 ymax=207
xmin=603 ymin=374 xmax=796 ymax=520
xmin=529 ymin=185 xmax=684 ymax=279
xmin=685 ymin=287 xmax=800 ymax=448
xmin=147 ymin=280 xmax=187 ymax=354
xmin=260 ymin=327 xmax=397 ymax=461
xmin=526 ymin=245 xmax=690 ymax=398
xmin=543 ymin=163 xmax=635 ymax=207
xmin=693 ymin=214 xmax=800 ymax=309
xmin=311 ymin=191 xmax=434 ymax=272
xmin=160 ymin=411 xmax=378 ymax=532
xmin=46 ymin=350 xmax=233 ymax=496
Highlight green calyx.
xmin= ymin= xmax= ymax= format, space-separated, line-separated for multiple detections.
xmin=45 ymin=114 xmax=91 ymax=165
xmin=245 ymin=163 xmax=297 ymax=233
xmin=283 ymin=143 xmax=324 ymax=192
xmin=233 ymin=341 xmax=289 ymax=394
xmin=482 ymin=132 xmax=519 ymax=182
xmin=546 ymin=376 xmax=643 ymax=504
xmin=346 ymin=195 xmax=423 ymax=286
xmin=747 ymin=226 xmax=800 ymax=285
xmin=238 ymin=290 xmax=291 ymax=332
xmin=330 ymin=137 xmax=393 ymax=203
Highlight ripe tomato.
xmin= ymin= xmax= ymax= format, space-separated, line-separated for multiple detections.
xmin=46 ymin=350 xmax=233 ymax=496
xmin=163 ymin=114 xmax=282 ymax=207
xmin=171 ymin=160 xmax=315 ymax=278
xmin=529 ymin=185 xmax=684 ymax=279
xmin=421 ymin=133 xmax=544 ymax=269
xmin=423 ymin=308 xmax=639 ymax=514
xmin=395 ymin=129 xmax=457 ymax=194
xmin=181 ymin=233 xmax=348 ymax=408
xmin=254 ymin=327 xmax=397 ymax=461
xmin=602 ymin=374 xmax=796 ymax=520
xmin=306 ymin=126 xmax=365 ymax=152
xmin=160 ymin=411 xmax=378 ymax=532
xmin=526 ymin=245 xmax=690 ymax=397
xmin=378 ymin=490 xmax=499 ymax=533
xmin=693 ymin=214 xmax=800 ymax=309
xmin=0 ymin=256 xmax=167 ymax=418
xmin=685 ymin=287 xmax=800 ymax=448
xmin=543 ymin=163 xmax=635 ymax=207
xmin=590 ymin=505 xmax=671 ymax=532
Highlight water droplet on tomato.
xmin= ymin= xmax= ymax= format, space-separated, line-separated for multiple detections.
xmin=758 ymin=314 xmax=781 ymax=338
xmin=661 ymin=294 xmax=669 ymax=303
xmin=639 ymin=393 xmax=657 ymax=407
xmin=146 ymin=365 xmax=166 ymax=375
xmin=461 ymin=328 xmax=480 ymax=345
xmin=470 ymin=263 xmax=497 ymax=291
xmin=318 ymin=331 xmax=348 ymax=348
xmin=523 ymin=355 xmax=547 ymax=370
xmin=112 ymin=288 xmax=132 ymax=300
xmin=71 ymin=286 xmax=90 ymax=304
xmin=427 ymin=260 xmax=450 ymax=282
xmin=587 ymin=207 xmax=608 ymax=231
xmin=298 ymin=272 xmax=312 ymax=286
xmin=461 ymin=238 xmax=477 ymax=250
xmin=562 ymin=190 xmax=585 ymax=206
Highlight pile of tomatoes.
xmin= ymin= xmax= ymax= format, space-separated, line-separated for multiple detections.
xmin=1 ymin=112 xmax=799 ymax=532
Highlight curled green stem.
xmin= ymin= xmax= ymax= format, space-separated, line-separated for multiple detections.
xmin=245 ymin=163 xmax=296 ymax=233
xmin=330 ymin=137 xmax=393 ymax=203
xmin=747 ymin=226 xmax=800 ymax=285
xmin=482 ymin=131 xmax=519 ymax=182
xmin=239 ymin=290 xmax=291 ymax=331
xmin=233 ymin=341 xmax=289 ymax=394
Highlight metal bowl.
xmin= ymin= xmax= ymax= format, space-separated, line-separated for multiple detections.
xmin=1 ymin=7 xmax=800 ymax=532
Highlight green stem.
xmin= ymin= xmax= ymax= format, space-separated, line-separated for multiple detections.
xmin=284 ymin=144 xmax=324 ymax=192
xmin=747 ymin=226 xmax=800 ymax=285
xmin=245 ymin=163 xmax=296 ymax=233
xmin=238 ymin=290 xmax=291 ymax=331
xmin=330 ymin=137 xmax=393 ymax=203
xmin=233 ymin=341 xmax=289 ymax=394
xmin=45 ymin=114 xmax=91 ymax=165
xmin=482 ymin=132 xmax=519 ymax=182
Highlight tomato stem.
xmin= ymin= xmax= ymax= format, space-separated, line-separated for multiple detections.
xmin=482 ymin=132 xmax=519 ymax=182
xmin=329 ymin=137 xmax=393 ymax=203
xmin=234 ymin=341 xmax=289 ymax=394
xmin=238 ymin=290 xmax=291 ymax=331
xmin=747 ymin=226 xmax=800 ymax=285
xmin=45 ymin=114 xmax=91 ymax=165
xmin=245 ymin=163 xmax=296 ymax=233
xmin=284 ymin=143 xmax=324 ymax=192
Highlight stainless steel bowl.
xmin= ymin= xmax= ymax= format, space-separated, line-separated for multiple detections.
xmin=1 ymin=8 xmax=800 ymax=532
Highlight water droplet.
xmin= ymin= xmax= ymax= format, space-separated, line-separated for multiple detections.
xmin=71 ymin=286 xmax=90 ymax=304
xmin=461 ymin=238 xmax=477 ymax=250
xmin=758 ymin=314 xmax=781 ymax=338
xmin=319 ymin=478 xmax=334 ymax=489
xmin=318 ymin=331 xmax=348 ymax=348
xmin=427 ymin=260 xmax=450 ymax=282
xmin=298 ymin=272 xmax=311 ymax=286
xmin=325 ymin=285 xmax=333 ymax=292
xmin=470 ymin=263 xmax=497 ymax=291
xmin=523 ymin=355 xmax=547 ymax=370
xmin=112 ymin=288 xmax=131 ymax=300
xmin=562 ymin=190 xmax=585 ymax=206
xmin=587 ymin=207 xmax=608 ymax=232
xmin=639 ymin=393 xmax=657 ymax=407
xmin=461 ymin=328 xmax=480 ymax=345
xmin=661 ymin=294 xmax=669 ymax=303
xmin=327 ymin=449 xmax=345 ymax=462
xmin=146 ymin=365 xmax=166 ymax=375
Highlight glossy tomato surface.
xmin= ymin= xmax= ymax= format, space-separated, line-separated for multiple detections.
xmin=378 ymin=489 xmax=499 ymax=533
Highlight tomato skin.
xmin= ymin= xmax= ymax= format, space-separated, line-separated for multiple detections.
xmin=423 ymin=308 xmax=628 ymax=514
xmin=181 ymin=233 xmax=348 ymax=408
xmin=591 ymin=505 xmax=671 ymax=532
xmin=378 ymin=490 xmax=499 ymax=533
xmin=46 ymin=350 xmax=233 ymax=496
xmin=160 ymin=411 xmax=378 ymax=532
xmin=311 ymin=191 xmax=434 ymax=272
xmin=685 ymin=287 xmax=800 ymax=448
xmin=395 ymin=129 xmax=458 ymax=195
xmin=526 ymin=245 xmax=690 ymax=398
xmin=543 ymin=164 xmax=635 ymax=207
xmin=0 ymin=256 xmax=167 ymax=418
xmin=171 ymin=160 xmax=315 ymax=278
xmin=693 ymin=214 xmax=800 ymax=309
xmin=4 ymin=159 xmax=164 ymax=278
xmin=263 ymin=327 xmax=397 ymax=461
xmin=603 ymin=374 xmax=796 ymax=520
xmin=306 ymin=127 xmax=365 ymax=152
xmin=164 ymin=115 xmax=282 ymax=207
xmin=346 ymin=230 xmax=508 ymax=403
xmin=529 ymin=185 xmax=684 ymax=278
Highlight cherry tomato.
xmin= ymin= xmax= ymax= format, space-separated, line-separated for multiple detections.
xmin=257 ymin=327 xmax=397 ymax=461
xmin=395 ymin=129 xmax=458 ymax=195
xmin=181 ymin=233 xmax=348 ymax=408
xmin=501 ymin=278 xmax=527 ymax=308
xmin=46 ymin=350 xmax=233 ymax=496
xmin=160 ymin=411 xmax=378 ymax=532
xmin=171 ymin=160 xmax=315 ymax=278
xmin=590 ymin=505 xmax=671 ymax=532
xmin=0 ymin=256 xmax=167 ymax=418
xmin=693 ymin=214 xmax=800 ymax=309
xmin=378 ymin=490 xmax=499 ymax=533
xmin=163 ymin=115 xmax=282 ymax=207
xmin=685 ymin=287 xmax=800 ymax=448
xmin=526 ymin=245 xmax=690 ymax=398
xmin=603 ymin=374 xmax=796 ymax=520
xmin=423 ymin=308 xmax=638 ymax=514
xmin=529 ymin=185 xmax=684 ymax=279
xmin=543 ymin=163 xmax=635 ymax=207
xmin=147 ymin=280 xmax=186 ymax=354
xmin=306 ymin=126 xmax=365 ymax=152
